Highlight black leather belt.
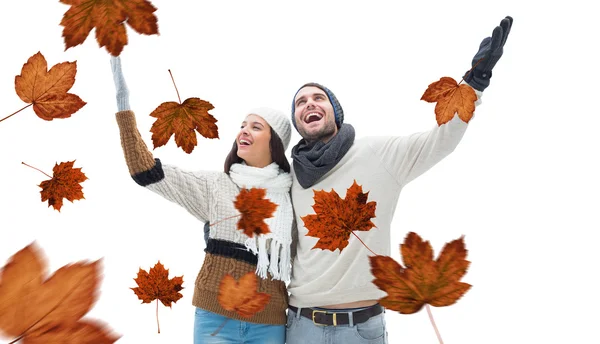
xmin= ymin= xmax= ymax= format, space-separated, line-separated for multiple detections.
xmin=289 ymin=304 xmax=383 ymax=326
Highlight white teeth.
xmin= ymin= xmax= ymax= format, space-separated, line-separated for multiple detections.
xmin=240 ymin=139 xmax=251 ymax=145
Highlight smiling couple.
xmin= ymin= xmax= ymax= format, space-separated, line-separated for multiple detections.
xmin=109 ymin=15 xmax=512 ymax=344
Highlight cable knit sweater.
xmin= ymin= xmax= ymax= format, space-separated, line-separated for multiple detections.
xmin=115 ymin=110 xmax=290 ymax=325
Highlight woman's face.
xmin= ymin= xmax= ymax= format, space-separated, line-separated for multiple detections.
xmin=236 ymin=114 xmax=273 ymax=168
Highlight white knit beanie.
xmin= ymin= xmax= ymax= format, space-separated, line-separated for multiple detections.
xmin=248 ymin=107 xmax=291 ymax=151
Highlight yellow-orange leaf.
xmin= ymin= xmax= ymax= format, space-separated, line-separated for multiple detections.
xmin=14 ymin=52 xmax=86 ymax=121
xmin=218 ymin=272 xmax=271 ymax=318
xmin=233 ymin=188 xmax=278 ymax=237
xmin=0 ymin=242 xmax=119 ymax=343
xmin=59 ymin=0 xmax=159 ymax=56
xmin=37 ymin=160 xmax=88 ymax=212
xmin=420 ymin=76 xmax=477 ymax=125
xmin=149 ymin=98 xmax=219 ymax=154
xmin=369 ymin=232 xmax=471 ymax=314
xmin=302 ymin=180 xmax=377 ymax=252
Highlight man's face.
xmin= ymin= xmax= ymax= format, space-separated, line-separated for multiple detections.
xmin=293 ymin=86 xmax=338 ymax=143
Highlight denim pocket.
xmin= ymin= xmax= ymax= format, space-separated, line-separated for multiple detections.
xmin=285 ymin=309 xmax=296 ymax=329
xmin=354 ymin=314 xmax=386 ymax=342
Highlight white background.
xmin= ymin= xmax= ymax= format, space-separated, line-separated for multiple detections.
xmin=1 ymin=1 xmax=599 ymax=343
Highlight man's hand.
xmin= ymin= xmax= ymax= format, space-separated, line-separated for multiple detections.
xmin=464 ymin=16 xmax=513 ymax=91
xmin=110 ymin=56 xmax=131 ymax=111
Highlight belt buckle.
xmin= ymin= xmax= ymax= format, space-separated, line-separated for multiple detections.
xmin=312 ymin=310 xmax=337 ymax=326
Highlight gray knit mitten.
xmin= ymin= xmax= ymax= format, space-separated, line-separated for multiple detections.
xmin=110 ymin=56 xmax=131 ymax=111
xmin=464 ymin=16 xmax=513 ymax=91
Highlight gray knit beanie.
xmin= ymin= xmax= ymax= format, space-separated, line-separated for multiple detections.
xmin=291 ymin=82 xmax=344 ymax=130
xmin=248 ymin=107 xmax=292 ymax=151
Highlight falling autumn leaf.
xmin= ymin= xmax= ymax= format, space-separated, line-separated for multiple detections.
xmin=1 ymin=52 xmax=86 ymax=123
xmin=59 ymin=0 xmax=159 ymax=56
xmin=369 ymin=232 xmax=471 ymax=314
xmin=148 ymin=70 xmax=219 ymax=153
xmin=233 ymin=188 xmax=278 ymax=237
xmin=302 ymin=180 xmax=377 ymax=252
xmin=23 ymin=160 xmax=88 ymax=212
xmin=218 ymin=272 xmax=271 ymax=318
xmin=132 ymin=261 xmax=184 ymax=333
xmin=420 ymin=76 xmax=477 ymax=125
xmin=0 ymin=242 xmax=119 ymax=343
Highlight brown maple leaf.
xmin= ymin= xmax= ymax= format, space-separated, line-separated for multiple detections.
xmin=302 ymin=180 xmax=377 ymax=252
xmin=131 ymin=261 xmax=184 ymax=333
xmin=27 ymin=160 xmax=88 ymax=212
xmin=59 ymin=0 xmax=159 ymax=56
xmin=0 ymin=242 xmax=119 ymax=343
xmin=369 ymin=232 xmax=471 ymax=314
xmin=420 ymin=76 xmax=477 ymax=125
xmin=6 ymin=52 xmax=86 ymax=122
xmin=218 ymin=272 xmax=271 ymax=318
xmin=149 ymin=97 xmax=219 ymax=154
xmin=233 ymin=188 xmax=278 ymax=237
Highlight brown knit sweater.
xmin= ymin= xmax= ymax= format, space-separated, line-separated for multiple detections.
xmin=115 ymin=110 xmax=288 ymax=325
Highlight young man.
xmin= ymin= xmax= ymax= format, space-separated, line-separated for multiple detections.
xmin=285 ymin=16 xmax=513 ymax=343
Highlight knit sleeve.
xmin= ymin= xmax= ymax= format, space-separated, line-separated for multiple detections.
xmin=115 ymin=110 xmax=217 ymax=222
xmin=368 ymin=89 xmax=482 ymax=186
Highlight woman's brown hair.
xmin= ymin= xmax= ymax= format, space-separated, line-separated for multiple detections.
xmin=224 ymin=127 xmax=290 ymax=174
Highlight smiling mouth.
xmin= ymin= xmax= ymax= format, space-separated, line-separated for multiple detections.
xmin=239 ymin=139 xmax=251 ymax=146
xmin=304 ymin=112 xmax=323 ymax=124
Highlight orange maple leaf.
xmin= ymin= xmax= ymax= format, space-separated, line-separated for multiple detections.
xmin=59 ymin=0 xmax=159 ymax=56
xmin=369 ymin=232 xmax=471 ymax=314
xmin=6 ymin=52 xmax=86 ymax=122
xmin=23 ymin=160 xmax=88 ymax=212
xmin=149 ymin=70 xmax=219 ymax=153
xmin=131 ymin=261 xmax=184 ymax=333
xmin=0 ymin=242 xmax=120 ymax=343
xmin=218 ymin=272 xmax=271 ymax=318
xmin=149 ymin=98 xmax=219 ymax=154
xmin=233 ymin=188 xmax=278 ymax=237
xmin=302 ymin=180 xmax=377 ymax=252
xmin=420 ymin=76 xmax=477 ymax=125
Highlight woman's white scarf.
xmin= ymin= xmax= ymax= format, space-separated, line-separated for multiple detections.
xmin=229 ymin=162 xmax=293 ymax=282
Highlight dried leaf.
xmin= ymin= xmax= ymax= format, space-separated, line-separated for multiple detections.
xmin=22 ymin=320 xmax=119 ymax=344
xmin=302 ymin=180 xmax=377 ymax=252
xmin=59 ymin=0 xmax=159 ymax=56
xmin=0 ymin=242 xmax=119 ymax=343
xmin=38 ymin=160 xmax=88 ymax=211
xmin=131 ymin=261 xmax=184 ymax=307
xmin=420 ymin=76 xmax=477 ymax=125
xmin=149 ymin=97 xmax=219 ymax=154
xmin=233 ymin=188 xmax=278 ymax=237
xmin=369 ymin=232 xmax=471 ymax=314
xmin=218 ymin=272 xmax=271 ymax=318
xmin=14 ymin=52 xmax=86 ymax=121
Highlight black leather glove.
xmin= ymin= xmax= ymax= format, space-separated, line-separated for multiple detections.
xmin=464 ymin=16 xmax=513 ymax=91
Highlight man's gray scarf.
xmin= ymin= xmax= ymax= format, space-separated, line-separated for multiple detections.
xmin=291 ymin=124 xmax=355 ymax=188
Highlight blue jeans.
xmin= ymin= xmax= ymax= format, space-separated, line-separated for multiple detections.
xmin=286 ymin=306 xmax=388 ymax=344
xmin=193 ymin=307 xmax=285 ymax=344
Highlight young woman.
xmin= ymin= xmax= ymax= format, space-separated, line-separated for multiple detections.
xmin=110 ymin=56 xmax=294 ymax=344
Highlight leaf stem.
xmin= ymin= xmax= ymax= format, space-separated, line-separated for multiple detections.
xmin=0 ymin=103 xmax=32 ymax=123
xmin=459 ymin=58 xmax=484 ymax=86
xmin=211 ymin=318 xmax=229 ymax=336
xmin=350 ymin=230 xmax=378 ymax=256
xmin=210 ymin=214 xmax=241 ymax=227
xmin=22 ymin=162 xmax=52 ymax=178
xmin=168 ymin=69 xmax=182 ymax=104
xmin=426 ymin=304 xmax=444 ymax=344
xmin=156 ymin=299 xmax=161 ymax=334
